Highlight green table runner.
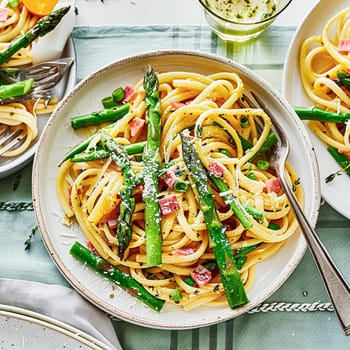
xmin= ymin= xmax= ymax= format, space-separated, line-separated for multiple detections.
xmin=1 ymin=25 xmax=350 ymax=349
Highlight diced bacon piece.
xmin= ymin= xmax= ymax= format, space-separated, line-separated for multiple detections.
xmin=209 ymin=161 xmax=225 ymax=178
xmin=107 ymin=218 xmax=118 ymax=230
xmin=190 ymin=264 xmax=212 ymax=286
xmin=129 ymin=117 xmax=145 ymax=137
xmin=222 ymin=218 xmax=237 ymax=231
xmin=171 ymin=101 xmax=186 ymax=110
xmin=213 ymin=97 xmax=226 ymax=106
xmin=0 ymin=8 xmax=8 ymax=22
xmin=86 ymin=241 xmax=99 ymax=255
xmin=122 ymin=85 xmax=136 ymax=102
xmin=266 ymin=177 xmax=282 ymax=193
xmin=171 ymin=247 xmax=195 ymax=256
xmin=164 ymin=172 xmax=178 ymax=189
xmin=100 ymin=206 xmax=119 ymax=223
xmin=163 ymin=165 xmax=179 ymax=189
xmin=99 ymin=261 xmax=114 ymax=273
xmin=159 ymin=194 xmax=180 ymax=216
xmin=338 ymin=39 xmax=350 ymax=52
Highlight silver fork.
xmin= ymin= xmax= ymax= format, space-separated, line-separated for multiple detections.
xmin=0 ymin=125 xmax=26 ymax=156
xmin=0 ymin=57 xmax=74 ymax=103
xmin=245 ymin=91 xmax=350 ymax=335
xmin=0 ymin=57 xmax=74 ymax=155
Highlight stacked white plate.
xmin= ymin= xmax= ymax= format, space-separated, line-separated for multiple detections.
xmin=0 ymin=304 xmax=112 ymax=349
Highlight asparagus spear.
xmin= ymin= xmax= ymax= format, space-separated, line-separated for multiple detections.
xmin=325 ymin=146 xmax=350 ymax=183
xmin=0 ymin=6 xmax=71 ymax=65
xmin=233 ymin=243 xmax=261 ymax=270
xmin=237 ymin=131 xmax=278 ymax=158
xmin=327 ymin=146 xmax=350 ymax=175
xmin=102 ymin=132 xmax=136 ymax=259
xmin=0 ymin=67 xmax=21 ymax=79
xmin=70 ymin=142 xmax=146 ymax=163
xmin=209 ymin=175 xmax=252 ymax=229
xmin=0 ymin=78 xmax=34 ymax=100
xmin=70 ymin=103 xmax=130 ymax=129
xmin=180 ymin=133 xmax=249 ymax=309
xmin=70 ymin=241 xmax=165 ymax=312
xmin=294 ymin=106 xmax=350 ymax=123
xmin=337 ymin=71 xmax=350 ymax=90
xmin=142 ymin=66 xmax=162 ymax=267
xmin=60 ymin=121 xmax=121 ymax=164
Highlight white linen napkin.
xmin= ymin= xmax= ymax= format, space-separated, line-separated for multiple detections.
xmin=0 ymin=278 xmax=122 ymax=350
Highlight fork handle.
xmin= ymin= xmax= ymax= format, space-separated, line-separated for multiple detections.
xmin=281 ymin=175 xmax=350 ymax=336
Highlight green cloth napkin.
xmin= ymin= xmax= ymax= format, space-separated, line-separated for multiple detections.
xmin=0 ymin=25 xmax=350 ymax=349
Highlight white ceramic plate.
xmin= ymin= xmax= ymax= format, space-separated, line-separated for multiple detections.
xmin=282 ymin=0 xmax=350 ymax=219
xmin=0 ymin=304 xmax=111 ymax=349
xmin=33 ymin=50 xmax=320 ymax=329
xmin=0 ymin=38 xmax=76 ymax=179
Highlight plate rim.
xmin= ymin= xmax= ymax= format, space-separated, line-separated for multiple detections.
xmin=32 ymin=48 xmax=321 ymax=329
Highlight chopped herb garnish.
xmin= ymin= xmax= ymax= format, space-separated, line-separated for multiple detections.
xmin=170 ymin=288 xmax=183 ymax=303
xmin=12 ymin=174 xmax=21 ymax=191
xmin=292 ymin=177 xmax=301 ymax=192
xmin=24 ymin=226 xmax=38 ymax=251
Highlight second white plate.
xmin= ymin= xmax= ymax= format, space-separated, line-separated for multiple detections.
xmin=283 ymin=0 xmax=350 ymax=219
xmin=0 ymin=304 xmax=111 ymax=349
xmin=0 ymin=38 xmax=76 ymax=179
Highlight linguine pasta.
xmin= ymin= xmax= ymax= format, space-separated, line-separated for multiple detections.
xmin=0 ymin=1 xmax=61 ymax=158
xmin=0 ymin=3 xmax=35 ymax=67
xmin=57 ymin=70 xmax=302 ymax=310
xmin=299 ymin=7 xmax=350 ymax=159
xmin=0 ymin=102 xmax=37 ymax=156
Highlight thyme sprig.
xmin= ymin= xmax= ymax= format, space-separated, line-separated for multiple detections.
xmin=24 ymin=226 xmax=38 ymax=251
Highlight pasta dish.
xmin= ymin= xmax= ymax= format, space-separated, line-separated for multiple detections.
xmin=57 ymin=69 xmax=302 ymax=311
xmin=299 ymin=7 xmax=350 ymax=175
xmin=0 ymin=1 xmax=66 ymax=158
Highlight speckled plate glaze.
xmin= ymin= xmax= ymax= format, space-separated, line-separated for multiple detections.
xmin=32 ymin=50 xmax=320 ymax=329
xmin=283 ymin=0 xmax=350 ymax=219
xmin=0 ymin=38 xmax=76 ymax=179
xmin=0 ymin=304 xmax=111 ymax=349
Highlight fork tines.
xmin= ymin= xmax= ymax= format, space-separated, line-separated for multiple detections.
xmin=0 ymin=125 xmax=26 ymax=156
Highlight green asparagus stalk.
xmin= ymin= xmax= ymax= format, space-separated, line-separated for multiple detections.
xmin=337 ymin=71 xmax=350 ymax=90
xmin=60 ymin=121 xmax=122 ymax=164
xmin=237 ymin=131 xmax=278 ymax=159
xmin=325 ymin=146 xmax=350 ymax=183
xmin=0 ymin=67 xmax=20 ymax=79
xmin=0 ymin=78 xmax=34 ymax=100
xmin=180 ymin=133 xmax=249 ymax=309
xmin=327 ymin=146 xmax=350 ymax=175
xmin=142 ymin=66 xmax=162 ymax=267
xmin=71 ymin=148 xmax=110 ymax=162
xmin=209 ymin=175 xmax=252 ymax=229
xmin=70 ymin=241 xmax=165 ymax=312
xmin=71 ymin=103 xmax=130 ymax=129
xmin=294 ymin=106 xmax=350 ymax=123
xmin=70 ymin=142 xmax=146 ymax=163
xmin=242 ymin=203 xmax=265 ymax=221
xmin=0 ymin=6 xmax=71 ymax=65
xmin=233 ymin=243 xmax=261 ymax=270
xmin=102 ymin=132 xmax=136 ymax=259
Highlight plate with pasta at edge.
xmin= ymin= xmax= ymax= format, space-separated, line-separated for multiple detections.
xmin=32 ymin=50 xmax=320 ymax=329
xmin=282 ymin=0 xmax=350 ymax=219
xmin=0 ymin=2 xmax=76 ymax=179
